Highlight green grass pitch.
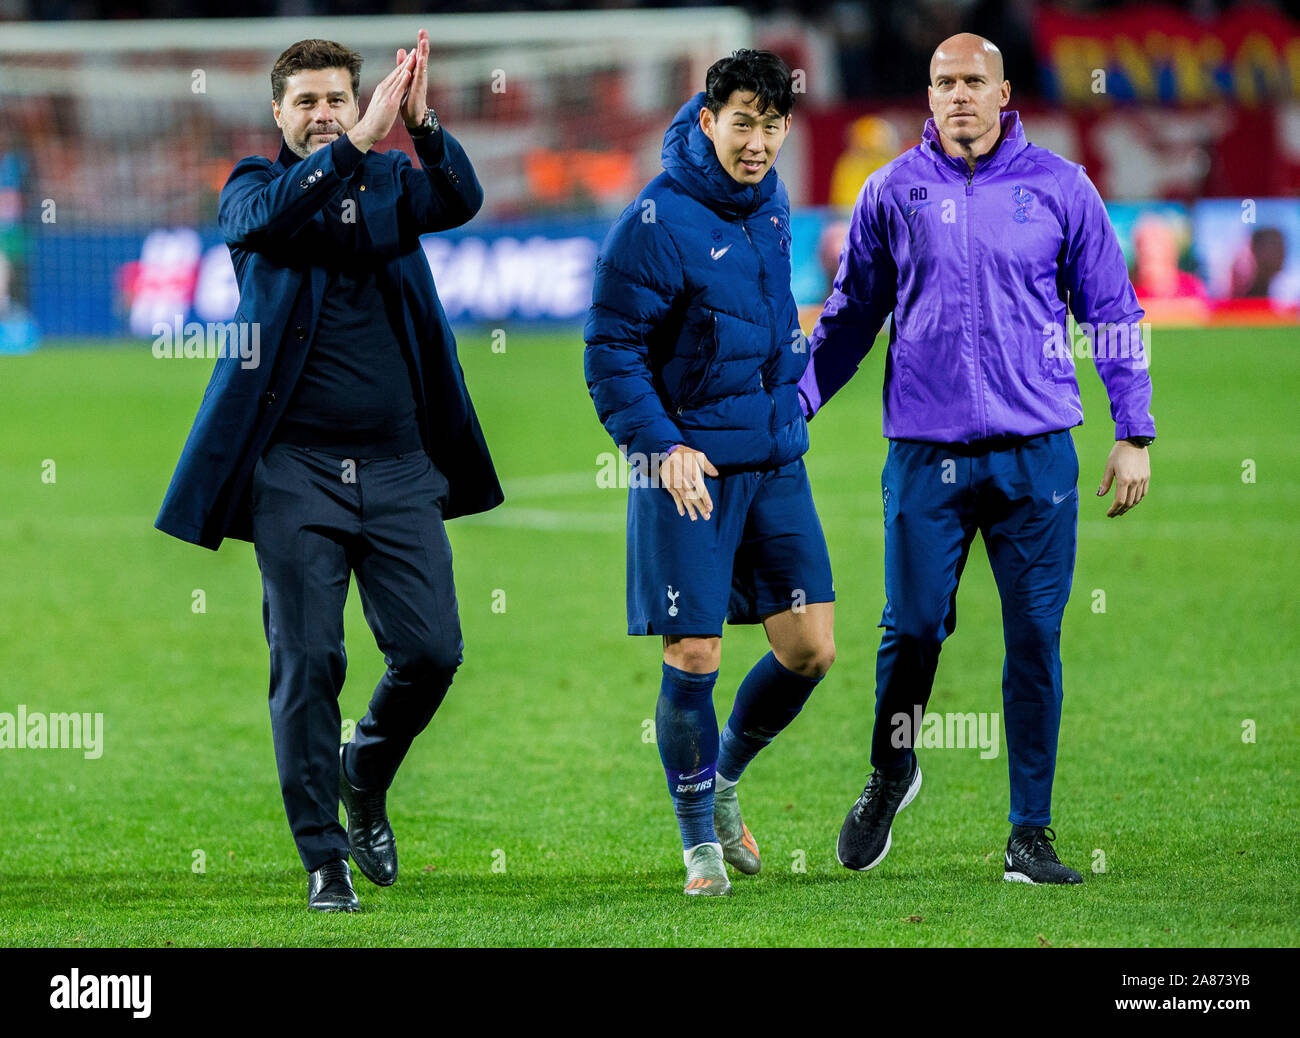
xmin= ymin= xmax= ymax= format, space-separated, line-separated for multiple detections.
xmin=0 ymin=326 xmax=1295 ymax=947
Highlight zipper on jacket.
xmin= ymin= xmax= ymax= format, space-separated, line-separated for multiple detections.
xmin=964 ymin=164 xmax=988 ymax=438
xmin=742 ymin=218 xmax=780 ymax=463
xmin=676 ymin=311 xmax=719 ymax=416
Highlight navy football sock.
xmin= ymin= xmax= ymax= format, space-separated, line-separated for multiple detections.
xmin=656 ymin=662 xmax=720 ymax=849
xmin=717 ymin=651 xmax=822 ymax=783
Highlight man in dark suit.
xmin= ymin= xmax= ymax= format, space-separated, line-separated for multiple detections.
xmin=156 ymin=33 xmax=503 ymax=911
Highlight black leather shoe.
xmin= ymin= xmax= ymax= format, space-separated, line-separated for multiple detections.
xmin=308 ymin=858 xmax=359 ymax=912
xmin=339 ymin=744 xmax=397 ymax=886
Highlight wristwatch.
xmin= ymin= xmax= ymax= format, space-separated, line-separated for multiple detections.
xmin=1124 ymin=436 xmax=1154 ymax=448
xmin=408 ymin=107 xmax=440 ymax=138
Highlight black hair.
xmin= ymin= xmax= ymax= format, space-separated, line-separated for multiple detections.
xmin=704 ymin=49 xmax=794 ymax=119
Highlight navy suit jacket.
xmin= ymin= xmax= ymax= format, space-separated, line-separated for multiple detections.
xmin=155 ymin=128 xmax=503 ymax=550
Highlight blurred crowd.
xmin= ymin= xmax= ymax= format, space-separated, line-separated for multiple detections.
xmin=6 ymin=1 xmax=1299 ymax=102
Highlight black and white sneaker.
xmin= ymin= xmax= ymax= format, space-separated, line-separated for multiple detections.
xmin=836 ymin=756 xmax=922 ymax=871
xmin=1003 ymin=825 xmax=1083 ymax=885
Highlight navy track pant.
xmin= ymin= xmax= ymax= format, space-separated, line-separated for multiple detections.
xmin=870 ymin=430 xmax=1079 ymax=826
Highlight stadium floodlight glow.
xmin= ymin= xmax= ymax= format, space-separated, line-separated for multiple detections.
xmin=0 ymin=11 xmax=752 ymax=53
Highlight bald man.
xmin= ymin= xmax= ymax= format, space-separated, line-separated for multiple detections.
xmin=800 ymin=34 xmax=1155 ymax=884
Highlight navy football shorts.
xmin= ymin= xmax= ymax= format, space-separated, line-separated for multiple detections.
xmin=626 ymin=456 xmax=835 ymax=636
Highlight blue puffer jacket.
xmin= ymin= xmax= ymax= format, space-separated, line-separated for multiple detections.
xmin=584 ymin=92 xmax=808 ymax=472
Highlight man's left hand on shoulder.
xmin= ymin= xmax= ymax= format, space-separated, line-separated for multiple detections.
xmin=1097 ymin=439 xmax=1151 ymax=518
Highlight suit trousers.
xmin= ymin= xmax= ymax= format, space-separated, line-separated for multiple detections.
xmin=250 ymin=441 xmax=463 ymax=872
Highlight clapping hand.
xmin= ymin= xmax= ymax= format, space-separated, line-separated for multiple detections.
xmin=347 ymin=50 xmax=416 ymax=153
xmin=396 ymin=28 xmax=430 ymax=130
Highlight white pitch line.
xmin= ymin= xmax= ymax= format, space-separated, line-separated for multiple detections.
xmin=458 ymin=507 xmax=621 ymax=533
xmin=498 ymin=471 xmax=602 ymax=500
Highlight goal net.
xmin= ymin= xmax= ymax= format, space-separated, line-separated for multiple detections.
xmin=0 ymin=10 xmax=752 ymax=341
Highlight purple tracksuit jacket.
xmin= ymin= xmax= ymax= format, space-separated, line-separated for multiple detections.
xmin=798 ymin=111 xmax=1155 ymax=443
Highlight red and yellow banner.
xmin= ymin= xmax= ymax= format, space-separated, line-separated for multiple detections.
xmin=1034 ymin=3 xmax=1300 ymax=106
